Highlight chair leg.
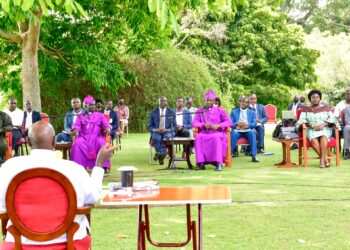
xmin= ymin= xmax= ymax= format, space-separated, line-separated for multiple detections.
xmin=298 ymin=145 xmax=302 ymax=166
xmin=303 ymin=146 xmax=308 ymax=167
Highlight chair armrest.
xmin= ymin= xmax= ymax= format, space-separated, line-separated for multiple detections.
xmin=0 ymin=211 xmax=9 ymax=238
xmin=77 ymin=205 xmax=93 ymax=227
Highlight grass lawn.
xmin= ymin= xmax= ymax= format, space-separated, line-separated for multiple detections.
xmin=2 ymin=127 xmax=350 ymax=249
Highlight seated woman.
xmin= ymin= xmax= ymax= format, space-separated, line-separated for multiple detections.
xmin=296 ymin=90 xmax=338 ymax=168
xmin=114 ymin=98 xmax=129 ymax=136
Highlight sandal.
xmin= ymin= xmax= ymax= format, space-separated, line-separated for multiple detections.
xmin=324 ymin=159 xmax=330 ymax=168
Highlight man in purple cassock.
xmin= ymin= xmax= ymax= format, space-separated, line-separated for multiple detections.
xmin=70 ymin=96 xmax=111 ymax=173
xmin=192 ymin=90 xmax=232 ymax=171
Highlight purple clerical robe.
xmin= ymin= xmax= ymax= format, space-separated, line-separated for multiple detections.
xmin=71 ymin=112 xmax=111 ymax=169
xmin=193 ymin=107 xmax=232 ymax=164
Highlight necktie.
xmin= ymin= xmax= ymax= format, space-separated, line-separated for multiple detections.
xmin=160 ymin=109 xmax=165 ymax=129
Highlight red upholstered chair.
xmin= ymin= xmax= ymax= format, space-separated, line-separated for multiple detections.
xmin=4 ymin=131 xmax=12 ymax=160
xmin=0 ymin=168 xmax=92 ymax=250
xmin=296 ymin=108 xmax=340 ymax=167
xmin=41 ymin=113 xmax=49 ymax=122
xmin=193 ymin=127 xmax=232 ymax=168
xmin=265 ymin=104 xmax=277 ymax=124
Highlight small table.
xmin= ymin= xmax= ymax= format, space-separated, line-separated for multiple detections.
xmin=273 ymin=138 xmax=299 ymax=168
xmin=101 ymin=186 xmax=232 ymax=250
xmin=163 ymin=138 xmax=194 ymax=169
xmin=54 ymin=142 xmax=72 ymax=160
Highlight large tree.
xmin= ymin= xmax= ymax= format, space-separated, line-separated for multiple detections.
xmin=0 ymin=0 xmax=246 ymax=111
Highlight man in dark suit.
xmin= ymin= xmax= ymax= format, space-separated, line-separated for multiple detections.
xmin=100 ymin=100 xmax=119 ymax=140
xmin=230 ymin=96 xmax=259 ymax=162
xmin=23 ymin=100 xmax=42 ymax=136
xmin=288 ymin=96 xmax=302 ymax=113
xmin=249 ymin=94 xmax=268 ymax=154
xmin=147 ymin=96 xmax=176 ymax=165
xmin=174 ymin=97 xmax=192 ymax=138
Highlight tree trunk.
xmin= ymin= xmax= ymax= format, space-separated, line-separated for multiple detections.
xmin=20 ymin=13 xmax=42 ymax=112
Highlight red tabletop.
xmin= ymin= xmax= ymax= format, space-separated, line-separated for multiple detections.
xmin=101 ymin=186 xmax=232 ymax=206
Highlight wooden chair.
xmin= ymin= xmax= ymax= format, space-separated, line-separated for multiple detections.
xmin=0 ymin=168 xmax=92 ymax=250
xmin=103 ymin=113 xmax=120 ymax=150
xmin=193 ymin=127 xmax=232 ymax=168
xmin=265 ymin=104 xmax=277 ymax=124
xmin=296 ymin=108 xmax=340 ymax=167
xmin=4 ymin=131 xmax=12 ymax=160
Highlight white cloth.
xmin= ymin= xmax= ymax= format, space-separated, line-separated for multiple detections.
xmin=0 ymin=149 xmax=104 ymax=245
xmin=25 ymin=111 xmax=33 ymax=130
xmin=176 ymin=110 xmax=183 ymax=127
xmin=3 ymin=108 xmax=24 ymax=127
xmin=334 ymin=100 xmax=350 ymax=120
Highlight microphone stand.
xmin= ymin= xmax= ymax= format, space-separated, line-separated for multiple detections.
xmin=168 ymin=115 xmax=176 ymax=169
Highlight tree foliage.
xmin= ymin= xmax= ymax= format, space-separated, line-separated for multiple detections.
xmin=117 ymin=48 xmax=218 ymax=131
xmin=178 ymin=0 xmax=319 ymax=113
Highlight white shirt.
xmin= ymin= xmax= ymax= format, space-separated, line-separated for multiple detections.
xmin=334 ymin=100 xmax=350 ymax=119
xmin=291 ymin=103 xmax=299 ymax=115
xmin=25 ymin=111 xmax=33 ymax=130
xmin=176 ymin=109 xmax=183 ymax=127
xmin=0 ymin=149 xmax=104 ymax=245
xmin=239 ymin=108 xmax=248 ymax=122
xmin=3 ymin=108 xmax=24 ymax=127
xmin=73 ymin=110 xmax=82 ymax=125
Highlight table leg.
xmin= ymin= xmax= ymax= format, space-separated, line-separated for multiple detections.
xmin=274 ymin=141 xmax=297 ymax=168
xmin=185 ymin=146 xmax=194 ymax=169
xmin=138 ymin=205 xmax=146 ymax=250
xmin=63 ymin=149 xmax=67 ymax=160
xmin=167 ymin=145 xmax=174 ymax=168
xmin=198 ymin=204 xmax=202 ymax=250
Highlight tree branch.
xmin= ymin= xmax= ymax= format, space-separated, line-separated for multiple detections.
xmin=38 ymin=43 xmax=74 ymax=67
xmin=0 ymin=29 xmax=22 ymax=44
xmin=0 ymin=50 xmax=21 ymax=66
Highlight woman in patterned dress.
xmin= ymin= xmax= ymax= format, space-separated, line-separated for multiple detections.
xmin=296 ymin=90 xmax=338 ymax=168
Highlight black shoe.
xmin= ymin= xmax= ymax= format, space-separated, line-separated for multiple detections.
xmin=216 ymin=164 xmax=223 ymax=171
xmin=198 ymin=163 xmax=205 ymax=170
xmin=154 ymin=152 xmax=160 ymax=161
xmin=258 ymin=148 xmax=265 ymax=154
xmin=232 ymin=152 xmax=238 ymax=157
xmin=344 ymin=151 xmax=350 ymax=160
xmin=252 ymin=156 xmax=259 ymax=163
xmin=159 ymin=153 xmax=166 ymax=165
xmin=290 ymin=143 xmax=298 ymax=150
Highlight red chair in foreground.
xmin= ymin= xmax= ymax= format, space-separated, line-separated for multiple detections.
xmin=296 ymin=108 xmax=340 ymax=167
xmin=265 ymin=104 xmax=277 ymax=124
xmin=0 ymin=168 xmax=92 ymax=250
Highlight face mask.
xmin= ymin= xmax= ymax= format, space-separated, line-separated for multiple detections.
xmin=119 ymin=101 xmax=124 ymax=105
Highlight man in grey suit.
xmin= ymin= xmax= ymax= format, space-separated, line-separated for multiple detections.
xmin=56 ymin=97 xmax=84 ymax=143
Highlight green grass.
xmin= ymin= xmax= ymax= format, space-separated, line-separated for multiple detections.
xmin=3 ymin=128 xmax=350 ymax=249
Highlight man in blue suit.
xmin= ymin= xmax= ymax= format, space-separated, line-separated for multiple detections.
xmin=249 ymin=94 xmax=268 ymax=154
xmin=23 ymin=100 xmax=42 ymax=136
xmin=174 ymin=97 xmax=192 ymax=138
xmin=100 ymin=100 xmax=119 ymax=140
xmin=56 ymin=97 xmax=84 ymax=143
xmin=230 ymin=96 xmax=259 ymax=162
xmin=147 ymin=96 xmax=176 ymax=165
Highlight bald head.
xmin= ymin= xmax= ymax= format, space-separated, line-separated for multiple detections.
xmin=28 ymin=121 xmax=56 ymax=150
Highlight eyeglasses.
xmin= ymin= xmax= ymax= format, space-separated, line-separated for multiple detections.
xmin=10 ymin=102 xmax=16 ymax=104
